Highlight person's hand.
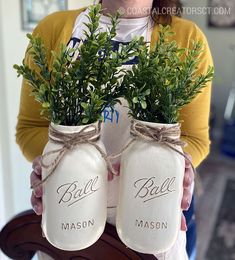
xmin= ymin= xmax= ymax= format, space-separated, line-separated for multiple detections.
xmin=108 ymin=162 xmax=120 ymax=181
xmin=30 ymin=154 xmax=194 ymax=227
xmin=30 ymin=156 xmax=43 ymax=215
xmin=181 ymin=154 xmax=194 ymax=231
xmin=31 ymin=157 xmax=119 ymax=213
xmin=108 ymin=159 xmax=194 ymax=232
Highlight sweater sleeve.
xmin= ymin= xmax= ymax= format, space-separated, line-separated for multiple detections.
xmin=16 ymin=10 xmax=84 ymax=162
xmin=179 ymin=25 xmax=214 ymax=168
xmin=16 ymin=23 xmax=51 ymax=162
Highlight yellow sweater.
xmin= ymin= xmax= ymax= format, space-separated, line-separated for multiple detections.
xmin=16 ymin=9 xmax=213 ymax=167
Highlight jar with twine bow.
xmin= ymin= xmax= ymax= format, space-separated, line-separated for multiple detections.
xmin=40 ymin=122 xmax=109 ymax=250
xmin=116 ymin=120 xmax=186 ymax=254
xmin=14 ymin=4 xmax=146 ymax=250
xmin=115 ymin=25 xmax=214 ymax=253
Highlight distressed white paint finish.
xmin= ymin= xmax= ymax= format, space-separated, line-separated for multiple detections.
xmin=41 ymin=123 xmax=108 ymax=250
xmin=116 ymin=121 xmax=185 ymax=254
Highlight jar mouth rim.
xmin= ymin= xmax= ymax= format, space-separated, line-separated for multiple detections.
xmin=134 ymin=119 xmax=180 ymax=128
xmin=51 ymin=121 xmax=99 ymax=127
xmin=50 ymin=121 xmax=100 ymax=133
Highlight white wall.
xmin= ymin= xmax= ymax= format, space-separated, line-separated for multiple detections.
xmin=0 ymin=0 xmax=34 ymax=224
xmin=0 ymin=0 xmax=14 ymax=227
xmin=181 ymin=0 xmax=235 ymax=127
xmin=0 ymin=146 xmax=6 ymax=231
xmin=68 ymin=0 xmax=93 ymax=9
xmin=0 ymin=0 xmax=36 ymax=245
xmin=0 ymin=0 xmax=6 ymax=229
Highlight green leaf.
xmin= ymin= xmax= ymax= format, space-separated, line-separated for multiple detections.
xmin=14 ymin=4 xmax=163 ymax=125
xmin=145 ymin=89 xmax=151 ymax=95
xmin=121 ymin=25 xmax=214 ymax=123
xmin=42 ymin=102 xmax=50 ymax=108
xmin=82 ymin=117 xmax=89 ymax=124
xmin=132 ymin=97 xmax=138 ymax=104
xmin=140 ymin=100 xmax=147 ymax=109
xmin=81 ymin=102 xmax=88 ymax=109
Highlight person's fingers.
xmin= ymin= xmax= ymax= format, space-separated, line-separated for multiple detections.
xmin=112 ymin=162 xmax=120 ymax=175
xmin=181 ymin=214 xmax=187 ymax=231
xmin=183 ymin=167 xmax=194 ymax=188
xmin=31 ymin=156 xmax=43 ymax=215
xmin=30 ymin=171 xmax=41 ymax=186
xmin=31 ymin=192 xmax=43 ymax=215
xmin=32 ymin=156 xmax=42 ymax=176
xmin=32 ymin=156 xmax=42 ymax=169
xmin=30 ymin=171 xmax=43 ymax=196
xmin=34 ymin=166 xmax=42 ymax=176
xmin=184 ymin=153 xmax=192 ymax=169
xmin=34 ymin=185 xmax=43 ymax=198
xmin=181 ymin=187 xmax=192 ymax=211
xmin=108 ymin=162 xmax=120 ymax=181
xmin=108 ymin=171 xmax=114 ymax=181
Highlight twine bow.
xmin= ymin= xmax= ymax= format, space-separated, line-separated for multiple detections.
xmin=31 ymin=121 xmax=116 ymax=189
xmin=132 ymin=120 xmax=196 ymax=173
xmin=31 ymin=119 xmax=197 ymax=191
xmin=109 ymin=120 xmax=196 ymax=176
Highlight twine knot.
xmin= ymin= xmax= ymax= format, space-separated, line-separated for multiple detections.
xmin=31 ymin=119 xmax=196 ymax=190
xmin=64 ymin=141 xmax=74 ymax=150
xmin=31 ymin=121 xmax=116 ymax=189
xmin=108 ymin=119 xmax=189 ymax=162
xmin=107 ymin=119 xmax=195 ymax=176
xmin=130 ymin=119 xmax=195 ymax=174
xmin=130 ymin=120 xmax=186 ymax=147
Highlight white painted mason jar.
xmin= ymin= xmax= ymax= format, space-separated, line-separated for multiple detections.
xmin=116 ymin=120 xmax=185 ymax=254
xmin=41 ymin=122 xmax=107 ymax=251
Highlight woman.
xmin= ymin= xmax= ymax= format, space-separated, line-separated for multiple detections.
xmin=16 ymin=0 xmax=213 ymax=259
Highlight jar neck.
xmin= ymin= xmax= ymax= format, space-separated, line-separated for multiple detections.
xmin=50 ymin=122 xmax=100 ymax=134
xmin=133 ymin=119 xmax=181 ymax=140
xmin=135 ymin=119 xmax=179 ymax=128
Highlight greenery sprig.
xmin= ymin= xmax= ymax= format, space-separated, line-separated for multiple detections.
xmin=14 ymin=4 xmax=145 ymax=125
xmin=122 ymin=25 xmax=214 ymax=124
